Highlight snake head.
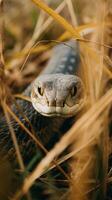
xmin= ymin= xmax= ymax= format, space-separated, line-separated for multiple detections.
xmin=31 ymin=74 xmax=85 ymax=117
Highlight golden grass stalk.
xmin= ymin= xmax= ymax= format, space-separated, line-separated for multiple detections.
xmin=70 ymin=2 xmax=111 ymax=199
xmin=5 ymin=0 xmax=66 ymax=71
xmin=65 ymin=0 xmax=78 ymax=26
xmin=31 ymin=0 xmax=81 ymax=39
xmin=2 ymin=101 xmax=25 ymax=171
xmin=7 ymin=23 xmax=96 ymax=60
xmin=25 ymin=0 xmax=66 ymax=49
xmin=1 ymin=101 xmax=32 ymax=200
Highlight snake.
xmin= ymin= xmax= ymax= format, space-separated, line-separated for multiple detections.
xmin=0 ymin=40 xmax=85 ymax=163
xmin=0 ymin=40 xmax=85 ymax=199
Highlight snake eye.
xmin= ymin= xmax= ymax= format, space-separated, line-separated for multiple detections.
xmin=37 ymin=86 xmax=44 ymax=96
xmin=71 ymin=86 xmax=77 ymax=97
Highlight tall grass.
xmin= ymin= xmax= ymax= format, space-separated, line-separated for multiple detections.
xmin=0 ymin=0 xmax=112 ymax=200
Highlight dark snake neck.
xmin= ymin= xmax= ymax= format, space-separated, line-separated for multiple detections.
xmin=0 ymin=99 xmax=65 ymax=162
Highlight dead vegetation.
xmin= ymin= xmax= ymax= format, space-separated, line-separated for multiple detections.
xmin=0 ymin=0 xmax=112 ymax=200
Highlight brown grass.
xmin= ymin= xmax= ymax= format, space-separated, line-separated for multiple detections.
xmin=0 ymin=0 xmax=112 ymax=200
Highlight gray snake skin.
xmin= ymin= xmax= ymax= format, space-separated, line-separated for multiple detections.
xmin=0 ymin=40 xmax=84 ymax=199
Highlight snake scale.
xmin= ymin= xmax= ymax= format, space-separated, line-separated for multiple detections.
xmin=0 ymin=40 xmax=85 ymax=199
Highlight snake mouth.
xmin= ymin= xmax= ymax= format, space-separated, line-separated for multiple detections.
xmin=32 ymin=99 xmax=85 ymax=117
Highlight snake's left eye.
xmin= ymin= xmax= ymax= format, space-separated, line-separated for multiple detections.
xmin=71 ymin=86 xmax=77 ymax=97
xmin=37 ymin=86 xmax=44 ymax=96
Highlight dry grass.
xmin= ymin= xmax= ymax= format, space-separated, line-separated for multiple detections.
xmin=0 ymin=0 xmax=112 ymax=200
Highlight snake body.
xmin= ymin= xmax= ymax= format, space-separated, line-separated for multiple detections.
xmin=0 ymin=41 xmax=84 ymax=199
xmin=0 ymin=40 xmax=85 ymax=160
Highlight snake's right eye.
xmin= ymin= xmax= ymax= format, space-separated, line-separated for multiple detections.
xmin=37 ymin=86 xmax=44 ymax=96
